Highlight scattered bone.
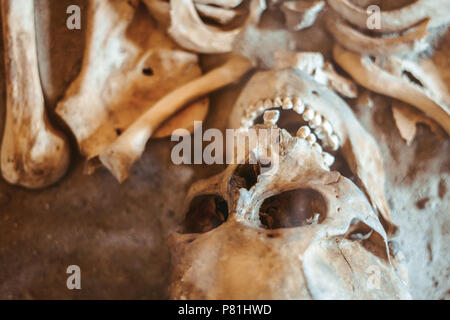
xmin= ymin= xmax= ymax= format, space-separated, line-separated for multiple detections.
xmin=325 ymin=16 xmax=430 ymax=56
xmin=168 ymin=0 xmax=266 ymax=53
xmin=99 ymin=56 xmax=253 ymax=182
xmin=195 ymin=3 xmax=242 ymax=25
xmin=281 ymin=0 xmax=325 ymax=31
xmin=1 ymin=0 xmax=70 ymax=189
xmin=274 ymin=50 xmax=357 ymax=98
xmin=327 ymin=0 xmax=450 ymax=33
xmin=322 ymin=62 xmax=358 ymax=99
xmin=56 ymin=0 xmax=208 ymax=173
xmin=194 ymin=0 xmax=243 ymax=9
xmin=333 ymin=44 xmax=450 ymax=135
xmin=392 ymin=100 xmax=446 ymax=145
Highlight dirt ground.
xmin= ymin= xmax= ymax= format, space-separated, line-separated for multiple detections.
xmin=0 ymin=1 xmax=448 ymax=299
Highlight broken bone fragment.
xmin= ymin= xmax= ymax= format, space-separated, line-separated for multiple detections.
xmin=333 ymin=44 xmax=450 ymax=136
xmin=99 ymin=56 xmax=254 ymax=183
xmin=168 ymin=0 xmax=266 ymax=53
xmin=327 ymin=0 xmax=450 ymax=33
xmin=281 ymin=0 xmax=325 ymax=31
xmin=392 ymin=100 xmax=446 ymax=145
xmin=325 ymin=16 xmax=430 ymax=56
xmin=1 ymin=0 xmax=70 ymax=189
xmin=274 ymin=50 xmax=357 ymax=98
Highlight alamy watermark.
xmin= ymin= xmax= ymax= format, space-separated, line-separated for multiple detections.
xmin=171 ymin=121 xmax=281 ymax=174
xmin=66 ymin=5 xmax=81 ymax=30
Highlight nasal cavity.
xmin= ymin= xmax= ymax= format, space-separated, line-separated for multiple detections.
xmin=232 ymin=163 xmax=261 ymax=190
xmin=259 ymin=188 xmax=327 ymax=229
xmin=182 ymin=195 xmax=229 ymax=234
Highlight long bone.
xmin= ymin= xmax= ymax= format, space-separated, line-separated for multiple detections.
xmin=327 ymin=0 xmax=450 ymax=33
xmin=99 ymin=56 xmax=254 ymax=183
xmin=0 ymin=0 xmax=70 ymax=188
xmin=325 ymin=16 xmax=430 ymax=56
xmin=333 ymin=44 xmax=450 ymax=135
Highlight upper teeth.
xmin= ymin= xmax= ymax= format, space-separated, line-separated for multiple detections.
xmin=242 ymin=95 xmax=341 ymax=167
xmin=263 ymin=110 xmax=280 ymax=126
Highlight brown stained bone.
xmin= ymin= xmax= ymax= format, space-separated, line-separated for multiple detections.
xmin=194 ymin=0 xmax=244 ymax=8
xmin=169 ymin=125 xmax=410 ymax=299
xmin=281 ymin=0 xmax=325 ymax=31
xmin=333 ymin=44 xmax=450 ymax=135
xmin=274 ymin=50 xmax=357 ymax=98
xmin=56 ymin=0 xmax=208 ymax=173
xmin=392 ymin=100 xmax=446 ymax=145
xmin=168 ymin=0 xmax=266 ymax=53
xmin=326 ymin=16 xmax=430 ymax=56
xmin=195 ymin=3 xmax=243 ymax=25
xmin=0 ymin=0 xmax=70 ymax=189
xmin=327 ymin=0 xmax=450 ymax=33
xmin=99 ymin=56 xmax=254 ymax=183
xmin=228 ymin=68 xmax=396 ymax=235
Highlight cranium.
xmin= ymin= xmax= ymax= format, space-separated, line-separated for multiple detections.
xmin=168 ymin=68 xmax=410 ymax=299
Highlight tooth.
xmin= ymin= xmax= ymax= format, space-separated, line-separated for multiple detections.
xmin=272 ymin=96 xmax=282 ymax=108
xmin=263 ymin=110 xmax=280 ymax=126
xmin=293 ymin=98 xmax=305 ymax=114
xmin=282 ymin=97 xmax=293 ymax=109
xmin=314 ymin=128 xmax=326 ymax=140
xmin=256 ymin=100 xmax=264 ymax=112
xmin=296 ymin=125 xmax=311 ymax=138
xmin=312 ymin=142 xmax=322 ymax=153
xmin=309 ymin=113 xmax=322 ymax=128
xmin=328 ymin=134 xmax=340 ymax=151
xmin=302 ymin=106 xmax=315 ymax=121
xmin=263 ymin=98 xmax=273 ymax=109
xmin=306 ymin=133 xmax=317 ymax=144
xmin=322 ymin=152 xmax=335 ymax=167
xmin=321 ymin=119 xmax=333 ymax=135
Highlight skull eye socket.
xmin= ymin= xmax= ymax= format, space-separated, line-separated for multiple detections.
xmin=259 ymin=188 xmax=327 ymax=229
xmin=182 ymin=195 xmax=229 ymax=234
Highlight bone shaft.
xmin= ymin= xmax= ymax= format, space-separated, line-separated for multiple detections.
xmin=123 ymin=56 xmax=253 ymax=143
xmin=2 ymin=0 xmax=43 ymax=117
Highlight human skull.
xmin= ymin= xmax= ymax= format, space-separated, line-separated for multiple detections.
xmin=168 ymin=68 xmax=410 ymax=299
